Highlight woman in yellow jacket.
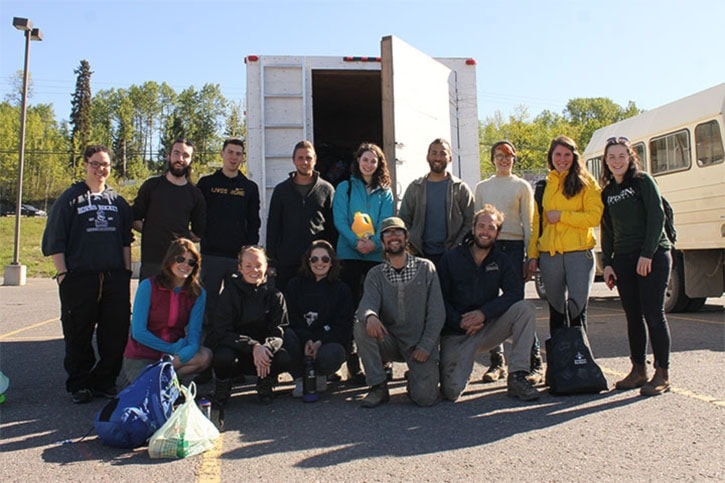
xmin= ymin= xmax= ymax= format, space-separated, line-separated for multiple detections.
xmin=527 ymin=135 xmax=603 ymax=335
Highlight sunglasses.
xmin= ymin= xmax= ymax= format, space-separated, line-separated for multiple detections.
xmin=174 ymin=255 xmax=197 ymax=267
xmin=606 ymin=136 xmax=629 ymax=145
xmin=309 ymin=255 xmax=331 ymax=264
xmin=88 ymin=161 xmax=111 ymax=170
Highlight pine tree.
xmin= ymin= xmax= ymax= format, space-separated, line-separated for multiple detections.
xmin=70 ymin=59 xmax=93 ymax=169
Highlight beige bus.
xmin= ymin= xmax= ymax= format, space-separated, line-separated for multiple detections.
xmin=583 ymin=83 xmax=725 ymax=312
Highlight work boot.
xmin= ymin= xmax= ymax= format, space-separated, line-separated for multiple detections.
xmin=483 ymin=352 xmax=507 ymax=383
xmin=256 ymin=376 xmax=275 ymax=405
xmin=615 ymin=363 xmax=648 ymax=390
xmin=640 ymin=367 xmax=671 ymax=396
xmin=213 ymin=377 xmax=232 ymax=407
xmin=507 ymin=371 xmax=540 ymax=401
xmin=361 ymin=382 xmax=390 ymax=408
xmin=526 ymin=351 xmax=545 ymax=385
xmin=346 ymin=352 xmax=366 ymax=386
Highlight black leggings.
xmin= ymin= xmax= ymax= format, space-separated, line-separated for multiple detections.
xmin=613 ymin=248 xmax=672 ymax=369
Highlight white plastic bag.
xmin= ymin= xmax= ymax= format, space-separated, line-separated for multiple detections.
xmin=148 ymin=382 xmax=220 ymax=459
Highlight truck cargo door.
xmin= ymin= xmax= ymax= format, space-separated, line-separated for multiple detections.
xmin=381 ymin=35 xmax=456 ymax=202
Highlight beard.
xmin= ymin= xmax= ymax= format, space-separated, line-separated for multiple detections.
xmin=473 ymin=235 xmax=495 ymax=250
xmin=384 ymin=241 xmax=406 ymax=256
xmin=168 ymin=161 xmax=189 ymax=178
xmin=428 ymin=160 xmax=447 ymax=174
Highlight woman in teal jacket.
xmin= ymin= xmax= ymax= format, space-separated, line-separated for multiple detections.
xmin=332 ymin=142 xmax=393 ymax=384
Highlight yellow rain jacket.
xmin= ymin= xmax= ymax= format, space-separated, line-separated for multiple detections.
xmin=528 ymin=169 xmax=603 ymax=258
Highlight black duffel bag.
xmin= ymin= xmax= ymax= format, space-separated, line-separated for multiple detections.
xmin=545 ymin=325 xmax=608 ymax=395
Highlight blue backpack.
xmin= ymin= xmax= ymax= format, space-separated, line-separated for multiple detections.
xmin=95 ymin=356 xmax=180 ymax=448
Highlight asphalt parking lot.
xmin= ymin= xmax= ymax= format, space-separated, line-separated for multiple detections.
xmin=0 ymin=278 xmax=723 ymax=482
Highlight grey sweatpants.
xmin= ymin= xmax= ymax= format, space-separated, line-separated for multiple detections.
xmin=354 ymin=320 xmax=440 ymax=407
xmin=439 ymin=300 xmax=536 ymax=401
xmin=538 ymin=250 xmax=595 ymax=320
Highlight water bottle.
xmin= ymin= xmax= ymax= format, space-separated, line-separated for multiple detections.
xmin=303 ymin=356 xmax=318 ymax=403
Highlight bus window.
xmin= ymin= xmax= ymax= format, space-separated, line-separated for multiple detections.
xmin=695 ymin=120 xmax=724 ymax=167
xmin=586 ymin=156 xmax=602 ymax=181
xmin=650 ymin=129 xmax=691 ymax=174
xmin=632 ymin=142 xmax=646 ymax=172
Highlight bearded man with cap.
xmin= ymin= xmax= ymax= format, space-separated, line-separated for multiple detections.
xmin=353 ymin=217 xmax=445 ymax=408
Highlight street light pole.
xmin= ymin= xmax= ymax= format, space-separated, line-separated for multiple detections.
xmin=4 ymin=17 xmax=42 ymax=286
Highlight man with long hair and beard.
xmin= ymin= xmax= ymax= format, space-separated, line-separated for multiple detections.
xmin=132 ymin=138 xmax=206 ymax=281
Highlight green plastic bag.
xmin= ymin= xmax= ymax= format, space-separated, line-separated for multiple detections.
xmin=148 ymin=382 xmax=220 ymax=459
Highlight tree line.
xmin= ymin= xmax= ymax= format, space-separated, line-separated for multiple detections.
xmin=1 ymin=59 xmax=640 ymax=210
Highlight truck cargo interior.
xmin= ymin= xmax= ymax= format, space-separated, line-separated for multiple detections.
xmin=311 ymin=70 xmax=383 ymax=188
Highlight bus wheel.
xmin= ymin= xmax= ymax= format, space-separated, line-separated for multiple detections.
xmin=534 ymin=271 xmax=547 ymax=300
xmin=665 ymin=257 xmax=690 ymax=313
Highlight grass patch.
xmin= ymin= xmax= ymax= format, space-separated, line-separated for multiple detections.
xmin=0 ymin=216 xmax=141 ymax=278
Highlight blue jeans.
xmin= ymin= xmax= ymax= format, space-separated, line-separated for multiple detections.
xmin=613 ymin=248 xmax=672 ymax=369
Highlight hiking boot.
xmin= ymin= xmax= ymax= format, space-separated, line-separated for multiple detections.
xmin=361 ymin=382 xmax=390 ymax=408
xmin=71 ymin=388 xmax=93 ymax=404
xmin=210 ymin=404 xmax=224 ymax=431
xmin=384 ymin=362 xmax=394 ymax=381
xmin=316 ymin=375 xmax=327 ymax=393
xmin=640 ymin=368 xmax=671 ymax=396
xmin=483 ymin=352 xmax=507 ymax=383
xmin=507 ymin=371 xmax=540 ymax=401
xmin=292 ymin=378 xmax=303 ymax=398
xmin=213 ymin=378 xmax=232 ymax=406
xmin=256 ymin=376 xmax=275 ymax=405
xmin=615 ymin=363 xmax=648 ymax=390
xmin=526 ymin=354 xmax=545 ymax=385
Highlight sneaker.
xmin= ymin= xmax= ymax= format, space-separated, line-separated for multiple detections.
xmin=92 ymin=386 xmax=118 ymax=399
xmin=71 ymin=388 xmax=93 ymax=404
xmin=483 ymin=352 xmax=507 ymax=383
xmin=316 ymin=375 xmax=327 ymax=393
xmin=256 ymin=377 xmax=274 ymax=405
xmin=292 ymin=378 xmax=303 ymax=398
xmin=507 ymin=371 xmax=540 ymax=401
xmin=361 ymin=382 xmax=390 ymax=408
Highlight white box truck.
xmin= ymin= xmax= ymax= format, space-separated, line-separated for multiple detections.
xmin=245 ymin=35 xmax=480 ymax=240
xmin=583 ymin=83 xmax=725 ymax=312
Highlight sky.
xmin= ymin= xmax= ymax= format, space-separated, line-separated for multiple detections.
xmin=0 ymin=0 xmax=723 ymax=125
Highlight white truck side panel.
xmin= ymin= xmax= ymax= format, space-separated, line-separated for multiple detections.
xmin=246 ymin=38 xmax=480 ymax=243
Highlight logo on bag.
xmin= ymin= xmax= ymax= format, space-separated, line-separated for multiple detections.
xmin=574 ymin=352 xmax=587 ymax=365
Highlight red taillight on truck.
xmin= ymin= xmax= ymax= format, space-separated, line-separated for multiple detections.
xmin=246 ymin=55 xmax=259 ymax=63
xmin=465 ymin=58 xmax=476 ymax=65
xmin=343 ymin=56 xmax=381 ymax=62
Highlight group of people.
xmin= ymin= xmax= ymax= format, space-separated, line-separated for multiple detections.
xmin=41 ymin=133 xmax=672 ymax=418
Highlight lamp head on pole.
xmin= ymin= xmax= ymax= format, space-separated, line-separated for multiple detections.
xmin=12 ymin=17 xmax=32 ymax=31
xmin=31 ymin=28 xmax=43 ymax=41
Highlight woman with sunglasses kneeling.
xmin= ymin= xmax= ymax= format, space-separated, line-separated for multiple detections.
xmin=284 ymin=240 xmax=354 ymax=398
xmin=207 ymin=246 xmax=292 ymax=411
xmin=123 ymin=238 xmax=213 ymax=383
